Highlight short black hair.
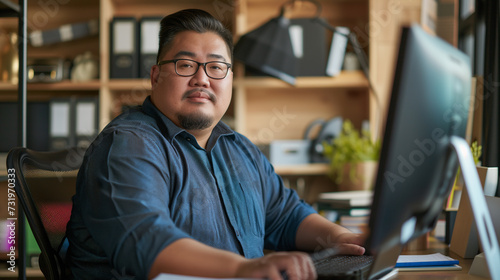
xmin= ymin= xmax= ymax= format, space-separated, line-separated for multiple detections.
xmin=157 ymin=9 xmax=233 ymax=63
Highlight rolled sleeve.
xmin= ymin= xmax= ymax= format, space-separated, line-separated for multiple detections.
xmin=253 ymin=148 xmax=317 ymax=252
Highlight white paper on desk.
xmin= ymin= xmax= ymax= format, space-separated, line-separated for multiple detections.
xmin=396 ymin=253 xmax=462 ymax=272
xmin=396 ymin=252 xmax=459 ymax=267
xmin=396 ymin=265 xmax=462 ymax=272
xmin=153 ymin=273 xmax=258 ymax=280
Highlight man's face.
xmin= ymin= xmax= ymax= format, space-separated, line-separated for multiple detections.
xmin=150 ymin=31 xmax=233 ymax=131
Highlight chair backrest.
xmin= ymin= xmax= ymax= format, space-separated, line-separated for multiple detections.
xmin=7 ymin=147 xmax=84 ymax=280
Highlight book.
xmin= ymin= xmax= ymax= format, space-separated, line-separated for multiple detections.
xmin=396 ymin=264 xmax=462 ymax=272
xmin=395 ymin=253 xmax=459 ymax=269
xmin=319 ymin=208 xmax=370 ymax=223
xmin=318 ymin=190 xmax=373 ymax=208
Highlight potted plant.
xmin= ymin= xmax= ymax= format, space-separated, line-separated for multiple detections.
xmin=322 ymin=120 xmax=381 ymax=191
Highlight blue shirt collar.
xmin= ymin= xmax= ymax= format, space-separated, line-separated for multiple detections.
xmin=142 ymin=96 xmax=235 ymax=151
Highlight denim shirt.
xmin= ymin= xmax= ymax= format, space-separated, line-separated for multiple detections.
xmin=66 ymin=96 xmax=316 ymax=279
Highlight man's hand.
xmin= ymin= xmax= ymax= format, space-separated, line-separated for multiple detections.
xmin=295 ymin=214 xmax=367 ymax=256
xmin=235 ymin=252 xmax=317 ymax=280
xmin=330 ymin=232 xmax=366 ymax=256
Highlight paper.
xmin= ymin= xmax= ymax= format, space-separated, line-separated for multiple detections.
xmin=396 ymin=253 xmax=459 ymax=268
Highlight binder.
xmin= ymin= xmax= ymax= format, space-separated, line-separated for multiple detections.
xmin=110 ymin=17 xmax=139 ymax=78
xmin=75 ymin=97 xmax=99 ymax=149
xmin=49 ymin=98 xmax=74 ymax=150
xmin=326 ymin=27 xmax=349 ymax=77
xmin=139 ymin=17 xmax=162 ymax=78
xmin=49 ymin=97 xmax=100 ymax=150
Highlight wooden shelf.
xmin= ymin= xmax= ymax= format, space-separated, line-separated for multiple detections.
xmin=233 ymin=71 xmax=369 ymax=89
xmin=274 ymin=163 xmax=329 ymax=176
xmin=0 ymin=80 xmax=101 ymax=91
xmin=107 ymin=79 xmax=152 ymax=91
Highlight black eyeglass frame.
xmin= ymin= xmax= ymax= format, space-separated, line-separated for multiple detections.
xmin=157 ymin=59 xmax=232 ymax=80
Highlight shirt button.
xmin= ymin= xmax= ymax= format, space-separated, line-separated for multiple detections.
xmin=235 ymin=230 xmax=240 ymax=236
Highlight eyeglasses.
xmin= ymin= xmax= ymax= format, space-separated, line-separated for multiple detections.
xmin=157 ymin=59 xmax=232 ymax=80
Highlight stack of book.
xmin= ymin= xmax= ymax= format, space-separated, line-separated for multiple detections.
xmin=316 ymin=190 xmax=372 ymax=232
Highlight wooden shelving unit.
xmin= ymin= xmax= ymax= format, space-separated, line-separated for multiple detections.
xmin=0 ymin=0 xmax=374 ymax=177
xmin=0 ymin=0 xmax=432 ymax=172
xmin=94 ymin=0 xmax=373 ymax=168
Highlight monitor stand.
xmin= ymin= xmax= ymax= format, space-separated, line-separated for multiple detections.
xmin=450 ymin=136 xmax=500 ymax=280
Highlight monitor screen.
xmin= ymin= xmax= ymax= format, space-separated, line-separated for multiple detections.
xmin=365 ymin=24 xmax=471 ymax=271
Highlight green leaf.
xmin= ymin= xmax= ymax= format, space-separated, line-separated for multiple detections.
xmin=322 ymin=120 xmax=380 ymax=184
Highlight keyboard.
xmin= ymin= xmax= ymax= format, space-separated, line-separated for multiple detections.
xmin=314 ymin=255 xmax=374 ymax=279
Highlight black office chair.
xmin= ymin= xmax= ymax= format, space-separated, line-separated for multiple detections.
xmin=7 ymin=147 xmax=84 ymax=280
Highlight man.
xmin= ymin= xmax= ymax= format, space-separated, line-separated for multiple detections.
xmin=66 ymin=9 xmax=365 ymax=280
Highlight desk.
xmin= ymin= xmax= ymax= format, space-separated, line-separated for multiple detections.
xmin=394 ymin=237 xmax=484 ymax=279
xmin=0 ymin=237 xmax=486 ymax=279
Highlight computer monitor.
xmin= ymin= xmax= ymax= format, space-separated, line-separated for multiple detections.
xmin=364 ymin=24 xmax=472 ymax=276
